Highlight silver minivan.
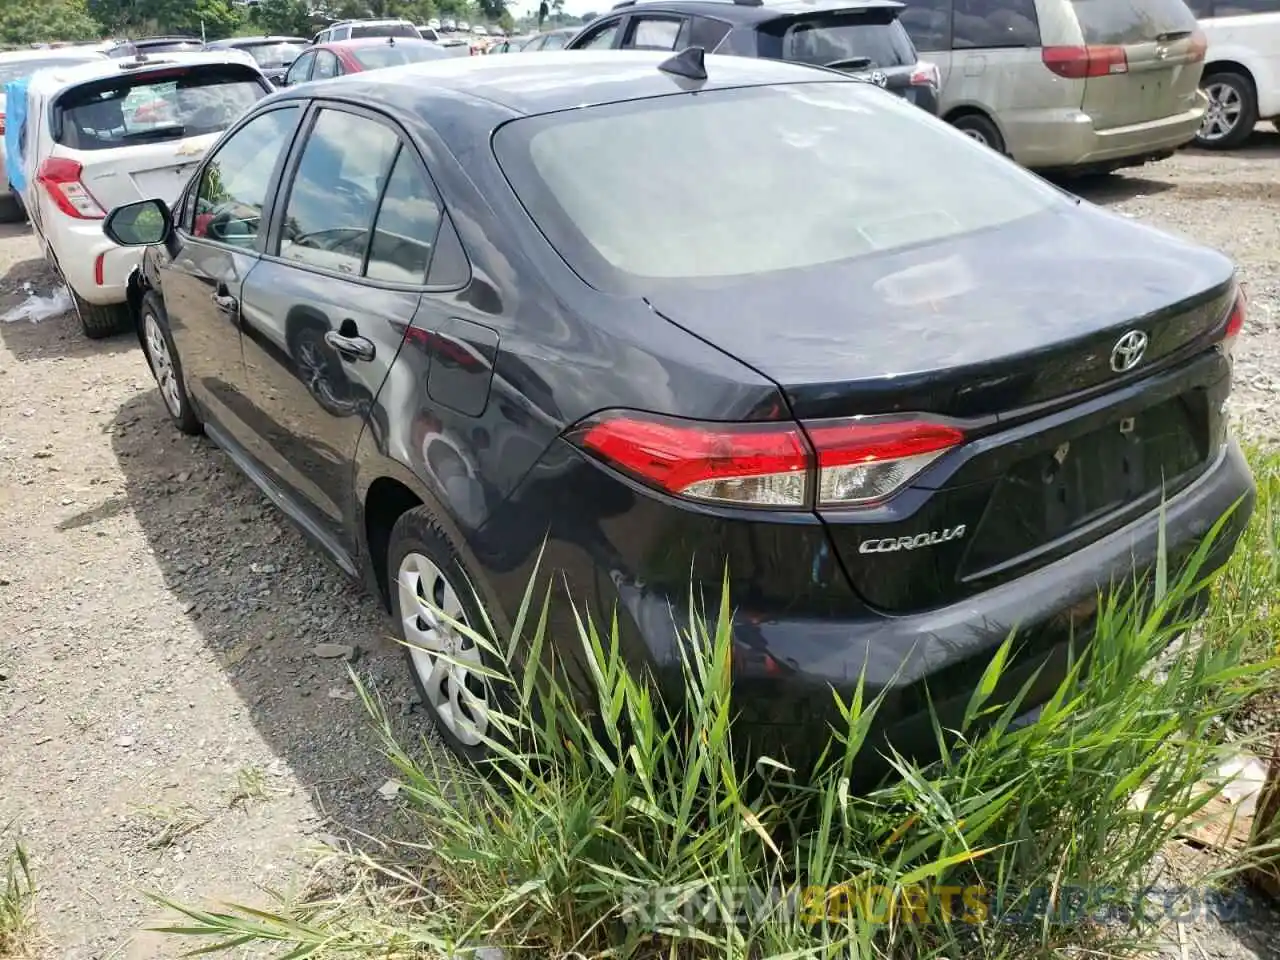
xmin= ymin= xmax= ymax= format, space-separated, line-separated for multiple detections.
xmin=899 ymin=0 xmax=1209 ymax=172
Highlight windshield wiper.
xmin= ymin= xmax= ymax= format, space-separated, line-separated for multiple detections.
xmin=825 ymin=56 xmax=874 ymax=71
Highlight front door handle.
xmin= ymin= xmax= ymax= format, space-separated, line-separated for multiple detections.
xmin=325 ymin=330 xmax=375 ymax=362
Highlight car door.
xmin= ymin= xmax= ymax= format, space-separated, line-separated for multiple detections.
xmin=284 ymin=50 xmax=315 ymax=86
xmin=237 ymin=103 xmax=446 ymax=556
xmin=159 ymin=104 xmax=303 ymax=451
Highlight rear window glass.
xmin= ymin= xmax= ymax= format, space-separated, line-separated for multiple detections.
xmin=759 ymin=11 xmax=916 ymax=68
xmin=1069 ymin=0 xmax=1198 ymax=44
xmin=494 ymin=83 xmax=1060 ymax=290
xmin=350 ymin=42 xmax=449 ymax=69
xmin=241 ymin=41 xmax=308 ymax=68
xmin=350 ymin=23 xmax=420 ymax=39
xmin=0 ymin=57 xmax=99 ymax=84
xmin=54 ymin=65 xmax=268 ymax=151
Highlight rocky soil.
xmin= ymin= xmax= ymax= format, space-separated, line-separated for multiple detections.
xmin=2 ymin=129 xmax=1280 ymax=959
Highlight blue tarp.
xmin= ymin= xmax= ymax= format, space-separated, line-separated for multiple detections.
xmin=4 ymin=76 xmax=29 ymax=193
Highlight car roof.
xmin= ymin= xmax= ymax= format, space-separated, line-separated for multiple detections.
xmin=316 ymin=37 xmax=439 ymax=51
xmin=0 ymin=48 xmax=107 ymax=63
xmin=209 ymin=36 xmax=309 ymax=46
xmin=285 ymin=49 xmax=849 ymax=116
xmin=26 ymin=50 xmax=265 ymax=95
xmin=601 ymin=0 xmax=903 ymax=22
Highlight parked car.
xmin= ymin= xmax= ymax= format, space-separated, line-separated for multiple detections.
xmin=18 ymin=52 xmax=272 ymax=337
xmin=105 ymin=36 xmax=205 ymax=58
xmin=1189 ymin=0 xmax=1280 ymax=149
xmin=311 ymin=19 xmax=422 ymax=44
xmin=897 ymin=0 xmax=1209 ymax=173
xmin=101 ymin=51 xmax=1253 ymax=771
xmin=0 ymin=47 xmax=108 ymax=221
xmin=205 ymin=36 xmax=310 ymax=86
xmin=567 ymin=0 xmax=940 ymax=114
xmin=282 ymin=37 xmax=452 ymax=86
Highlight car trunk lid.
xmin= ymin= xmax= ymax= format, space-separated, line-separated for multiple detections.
xmin=1065 ymin=0 xmax=1205 ymax=130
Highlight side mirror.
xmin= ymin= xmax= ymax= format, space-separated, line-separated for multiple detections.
xmin=103 ymin=198 xmax=172 ymax=246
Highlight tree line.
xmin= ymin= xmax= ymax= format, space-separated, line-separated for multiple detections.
xmin=0 ymin=0 xmax=557 ymax=47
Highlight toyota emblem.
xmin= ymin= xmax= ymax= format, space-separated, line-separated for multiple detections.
xmin=1110 ymin=330 xmax=1149 ymax=373
xmin=870 ymin=70 xmax=888 ymax=87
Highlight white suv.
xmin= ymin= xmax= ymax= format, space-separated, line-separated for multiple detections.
xmin=1191 ymin=0 xmax=1280 ymax=148
xmin=17 ymin=52 xmax=271 ymax=338
xmin=311 ymin=19 xmax=422 ymax=43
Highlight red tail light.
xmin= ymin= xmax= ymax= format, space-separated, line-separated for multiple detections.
xmin=1189 ymin=27 xmax=1208 ymax=63
xmin=909 ymin=61 xmax=940 ymax=89
xmin=568 ymin=412 xmax=964 ymax=509
xmin=36 ymin=157 xmax=105 ymax=220
xmin=1222 ymin=287 xmax=1246 ymax=357
xmin=1042 ymin=45 xmax=1128 ymax=79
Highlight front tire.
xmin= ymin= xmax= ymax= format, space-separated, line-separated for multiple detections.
xmin=140 ymin=291 xmax=201 ymax=435
xmin=388 ymin=508 xmax=505 ymax=762
xmin=72 ymin=289 xmax=130 ymax=340
xmin=1197 ymin=70 xmax=1257 ymax=150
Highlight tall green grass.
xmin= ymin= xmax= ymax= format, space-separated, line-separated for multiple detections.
xmin=154 ymin=462 xmax=1280 ymax=960
xmin=0 ymin=835 xmax=35 ymax=958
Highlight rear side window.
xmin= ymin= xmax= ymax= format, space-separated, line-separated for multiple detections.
xmin=53 ymin=65 xmax=268 ymax=151
xmin=350 ymin=22 xmax=420 ymax=39
xmin=494 ymin=83 xmax=1060 ymax=289
xmin=628 ymin=17 xmax=684 ymax=50
xmin=759 ymin=11 xmax=916 ymax=68
xmin=542 ymin=31 xmax=571 ymax=49
xmin=1068 ymin=0 xmax=1198 ymax=44
xmin=899 ymin=0 xmax=950 ymax=51
xmin=953 ymin=0 xmax=1041 ymax=48
xmin=350 ymin=42 xmax=449 ymax=69
xmin=366 ymin=148 xmax=443 ymax=284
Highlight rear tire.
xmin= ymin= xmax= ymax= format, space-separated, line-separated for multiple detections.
xmin=1196 ymin=70 xmax=1257 ymax=150
xmin=950 ymin=112 xmax=1006 ymax=154
xmin=0 ymin=191 xmax=23 ymax=224
xmin=72 ymin=289 xmax=129 ymax=340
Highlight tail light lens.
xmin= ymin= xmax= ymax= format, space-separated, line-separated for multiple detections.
xmin=1189 ymin=27 xmax=1208 ymax=63
xmin=36 ymin=158 xmax=105 ymax=220
xmin=1221 ymin=287 xmax=1246 ymax=358
xmin=909 ymin=61 xmax=940 ymax=89
xmin=568 ymin=412 xmax=964 ymax=510
xmin=1042 ymin=45 xmax=1128 ymax=79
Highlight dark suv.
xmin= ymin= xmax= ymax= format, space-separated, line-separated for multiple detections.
xmin=567 ymin=0 xmax=940 ymax=113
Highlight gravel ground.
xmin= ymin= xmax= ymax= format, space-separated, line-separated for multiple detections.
xmin=1 ymin=128 xmax=1279 ymax=959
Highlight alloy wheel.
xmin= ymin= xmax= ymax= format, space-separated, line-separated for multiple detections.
xmin=397 ymin=551 xmax=489 ymax=746
xmin=961 ymin=128 xmax=988 ymax=146
xmin=1200 ymin=81 xmax=1243 ymax=143
xmin=144 ymin=313 xmax=182 ymax=418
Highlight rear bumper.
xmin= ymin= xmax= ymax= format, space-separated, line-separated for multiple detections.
xmin=46 ymin=214 xmax=140 ymax=305
xmin=1007 ymin=100 xmax=1207 ymax=170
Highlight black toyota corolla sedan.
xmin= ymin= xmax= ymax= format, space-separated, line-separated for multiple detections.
xmin=101 ymin=50 xmax=1254 ymax=769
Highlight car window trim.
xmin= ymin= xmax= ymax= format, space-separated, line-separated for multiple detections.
xmin=262 ymin=98 xmax=467 ymax=293
xmin=175 ymin=102 xmax=306 ymax=257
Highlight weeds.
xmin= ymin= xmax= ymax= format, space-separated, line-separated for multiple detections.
xmin=149 ymin=459 xmax=1280 ymax=959
xmin=1 ymin=835 xmax=35 ymax=957
xmin=132 ymin=803 xmax=211 ymax=850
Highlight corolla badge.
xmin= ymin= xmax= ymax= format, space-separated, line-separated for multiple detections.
xmin=869 ymin=70 xmax=888 ymax=88
xmin=1110 ymin=330 xmax=1149 ymax=373
xmin=859 ymin=525 xmax=966 ymax=554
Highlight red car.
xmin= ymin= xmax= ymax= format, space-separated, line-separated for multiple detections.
xmin=281 ymin=37 xmax=451 ymax=87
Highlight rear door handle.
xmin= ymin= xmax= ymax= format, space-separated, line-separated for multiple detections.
xmin=325 ymin=330 xmax=375 ymax=362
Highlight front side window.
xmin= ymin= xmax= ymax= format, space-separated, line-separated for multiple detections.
xmin=54 ymin=64 xmax=268 ymax=150
xmin=278 ymin=109 xmax=399 ymax=274
xmin=193 ymin=106 xmax=300 ymax=248
xmin=627 ymin=17 xmax=684 ymax=50
xmin=366 ymin=148 xmax=443 ymax=284
xmin=576 ymin=20 xmax=622 ymax=48
xmin=495 ymin=83 xmax=1061 ymax=289
xmin=953 ymin=0 xmax=1041 ymax=49
xmin=1068 ymin=0 xmax=1198 ymax=44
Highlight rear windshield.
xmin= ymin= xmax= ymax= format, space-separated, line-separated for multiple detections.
xmin=241 ymin=41 xmax=307 ymax=68
xmin=350 ymin=42 xmax=449 ymax=69
xmin=0 ymin=57 xmax=100 ymax=84
xmin=54 ymin=65 xmax=268 ymax=151
xmin=1069 ymin=0 xmax=1197 ymax=44
xmin=494 ymin=83 xmax=1060 ymax=291
xmin=350 ymin=22 xmax=421 ymax=39
xmin=759 ymin=10 xmax=916 ymax=68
